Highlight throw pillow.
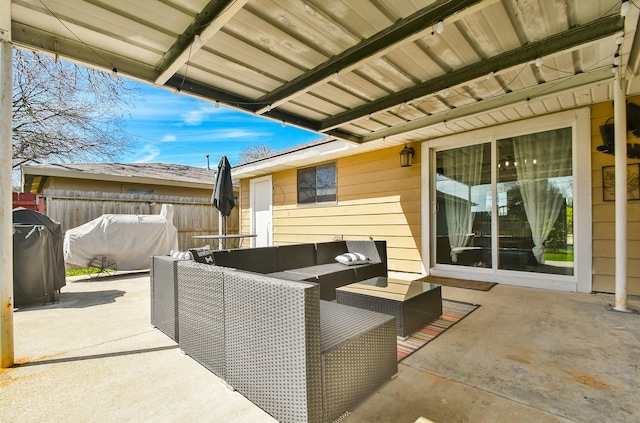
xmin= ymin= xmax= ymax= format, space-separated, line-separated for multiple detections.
xmin=189 ymin=248 xmax=215 ymax=265
xmin=169 ymin=250 xmax=191 ymax=260
xmin=189 ymin=244 xmax=211 ymax=254
xmin=346 ymin=240 xmax=381 ymax=263
xmin=335 ymin=252 xmax=369 ymax=266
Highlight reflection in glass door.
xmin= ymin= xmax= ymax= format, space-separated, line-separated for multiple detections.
xmin=497 ymin=128 xmax=573 ymax=275
xmin=435 ymin=143 xmax=492 ymax=268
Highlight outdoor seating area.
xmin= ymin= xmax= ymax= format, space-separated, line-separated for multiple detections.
xmin=150 ymin=240 xmax=401 ymax=422
xmin=5 ymin=272 xmax=640 ymax=423
xmin=6 ymin=1 xmax=640 ymax=422
xmin=145 ymin=236 xmax=640 ymax=422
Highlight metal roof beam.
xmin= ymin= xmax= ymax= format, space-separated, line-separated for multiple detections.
xmin=154 ymin=0 xmax=247 ymax=86
xmin=166 ymin=75 xmax=362 ymax=143
xmin=253 ymin=0 xmax=488 ymax=115
xmin=11 ymin=22 xmax=159 ymax=80
xmin=360 ymin=67 xmax=615 ymax=142
xmin=320 ymin=14 xmax=624 ymax=132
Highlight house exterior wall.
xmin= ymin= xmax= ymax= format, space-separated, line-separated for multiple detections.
xmin=238 ymin=98 xmax=640 ymax=295
xmin=239 ymin=145 xmax=423 ymax=274
xmin=41 ymin=176 xmax=211 ymax=198
xmin=591 ymin=98 xmax=640 ymax=295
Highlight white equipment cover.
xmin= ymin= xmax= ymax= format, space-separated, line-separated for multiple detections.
xmin=64 ymin=204 xmax=179 ymax=270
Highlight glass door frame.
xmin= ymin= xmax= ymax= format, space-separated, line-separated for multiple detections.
xmin=421 ymin=108 xmax=592 ymax=292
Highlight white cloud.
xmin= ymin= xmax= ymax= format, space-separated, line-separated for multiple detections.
xmin=157 ymin=128 xmax=273 ymax=145
xmin=182 ymin=105 xmax=217 ymax=126
xmin=131 ymin=144 xmax=161 ymax=163
xmin=162 ymin=134 xmax=177 ymax=142
xmin=210 ymin=128 xmax=270 ymax=139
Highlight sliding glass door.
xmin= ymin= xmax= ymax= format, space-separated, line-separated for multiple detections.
xmin=435 ymin=128 xmax=574 ymax=276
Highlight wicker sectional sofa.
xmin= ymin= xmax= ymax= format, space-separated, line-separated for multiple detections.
xmin=175 ymin=261 xmax=398 ymax=423
xmin=150 ymin=240 xmax=397 ymax=423
xmin=149 ymin=240 xmax=387 ymax=342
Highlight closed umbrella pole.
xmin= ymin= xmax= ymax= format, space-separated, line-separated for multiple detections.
xmin=212 ymin=156 xmax=235 ymax=249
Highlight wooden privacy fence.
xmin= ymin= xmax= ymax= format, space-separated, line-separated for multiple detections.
xmin=42 ymin=189 xmax=240 ymax=251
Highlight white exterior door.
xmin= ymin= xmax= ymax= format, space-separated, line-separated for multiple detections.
xmin=250 ymin=176 xmax=272 ymax=247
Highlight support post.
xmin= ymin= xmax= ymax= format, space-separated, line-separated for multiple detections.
xmin=613 ymin=72 xmax=629 ymax=312
xmin=0 ymin=0 xmax=14 ymax=368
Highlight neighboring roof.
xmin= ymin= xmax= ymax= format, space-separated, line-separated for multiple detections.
xmin=232 ymin=137 xmax=364 ymax=179
xmin=22 ymin=162 xmax=217 ymax=193
xmin=9 ymin=1 xmax=639 ymax=150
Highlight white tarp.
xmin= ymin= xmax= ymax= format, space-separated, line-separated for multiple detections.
xmin=64 ymin=204 xmax=179 ymax=270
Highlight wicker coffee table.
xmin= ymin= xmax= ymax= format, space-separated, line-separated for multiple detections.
xmin=336 ymin=277 xmax=442 ymax=337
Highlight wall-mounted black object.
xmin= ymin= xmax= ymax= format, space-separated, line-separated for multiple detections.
xmin=597 ymin=102 xmax=640 ymax=158
xmin=627 ymin=102 xmax=640 ymax=137
xmin=599 ymin=117 xmax=615 ymax=150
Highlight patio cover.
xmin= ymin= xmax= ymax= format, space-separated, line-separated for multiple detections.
xmin=6 ymin=1 xmax=639 ymax=155
xmin=63 ymin=204 xmax=179 ymax=271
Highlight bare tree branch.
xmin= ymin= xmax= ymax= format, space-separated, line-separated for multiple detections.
xmin=238 ymin=144 xmax=274 ymax=164
xmin=12 ymin=49 xmax=139 ymax=169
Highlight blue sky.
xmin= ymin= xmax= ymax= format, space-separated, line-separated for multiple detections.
xmin=121 ymin=83 xmax=321 ymax=168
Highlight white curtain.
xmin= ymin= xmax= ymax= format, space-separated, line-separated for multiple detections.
xmin=512 ymin=130 xmax=568 ymax=263
xmin=443 ymin=145 xmax=484 ymax=262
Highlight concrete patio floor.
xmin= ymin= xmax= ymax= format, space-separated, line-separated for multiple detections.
xmin=1 ymin=272 xmax=639 ymax=423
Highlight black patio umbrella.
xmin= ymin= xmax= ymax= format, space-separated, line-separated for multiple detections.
xmin=212 ymin=156 xmax=235 ymax=247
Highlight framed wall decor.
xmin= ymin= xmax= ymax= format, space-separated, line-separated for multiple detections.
xmin=602 ymin=163 xmax=640 ymax=201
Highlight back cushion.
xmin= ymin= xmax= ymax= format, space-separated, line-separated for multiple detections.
xmin=315 ymin=241 xmax=348 ymax=265
xmin=277 ymin=243 xmax=317 ymax=271
xmin=212 ymin=247 xmax=279 ymax=274
xmin=346 ymin=240 xmax=382 ymax=263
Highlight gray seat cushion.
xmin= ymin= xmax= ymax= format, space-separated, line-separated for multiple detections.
xmin=319 ymin=301 xmax=395 ymax=352
xmin=267 ymin=271 xmax=313 ymax=281
xmin=282 ymin=262 xmax=352 ymax=278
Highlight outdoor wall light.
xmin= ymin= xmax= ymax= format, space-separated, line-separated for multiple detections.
xmin=400 ymin=144 xmax=414 ymax=167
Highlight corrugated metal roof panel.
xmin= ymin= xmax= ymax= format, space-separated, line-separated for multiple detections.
xmin=224 ymin=9 xmax=326 ymax=69
xmin=9 ymin=0 xmax=638 ymax=151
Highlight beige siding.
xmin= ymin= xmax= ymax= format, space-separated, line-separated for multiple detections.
xmin=591 ymin=99 xmax=640 ymax=294
xmin=43 ymin=176 xmax=212 ymax=198
xmin=241 ymin=144 xmax=423 ymax=274
xmin=237 ymin=98 xmax=640 ymax=294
